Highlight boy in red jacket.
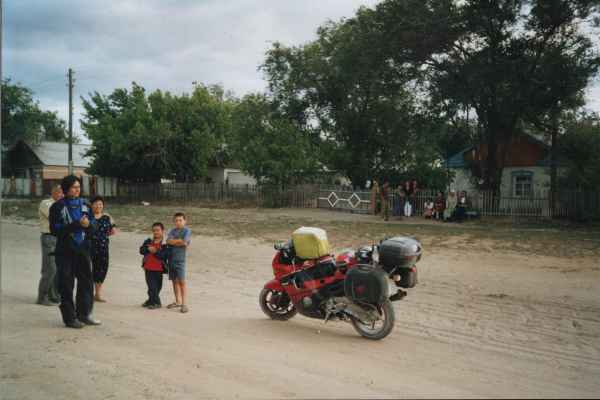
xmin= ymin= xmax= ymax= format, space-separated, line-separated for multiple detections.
xmin=140 ymin=222 xmax=169 ymax=309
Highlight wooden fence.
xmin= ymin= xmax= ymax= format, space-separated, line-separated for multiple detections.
xmin=2 ymin=176 xmax=118 ymax=197
xmin=8 ymin=177 xmax=593 ymax=219
xmin=317 ymin=186 xmax=600 ymax=220
xmin=117 ymin=183 xmax=319 ymax=208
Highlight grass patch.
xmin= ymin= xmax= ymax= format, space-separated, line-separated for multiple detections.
xmin=3 ymin=199 xmax=600 ymax=258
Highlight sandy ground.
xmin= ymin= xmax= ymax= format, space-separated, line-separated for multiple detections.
xmin=1 ymin=220 xmax=600 ymax=399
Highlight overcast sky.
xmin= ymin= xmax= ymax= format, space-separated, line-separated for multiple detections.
xmin=4 ymin=0 xmax=600 ymax=143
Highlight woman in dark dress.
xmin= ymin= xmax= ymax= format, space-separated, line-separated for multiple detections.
xmin=90 ymin=196 xmax=117 ymax=302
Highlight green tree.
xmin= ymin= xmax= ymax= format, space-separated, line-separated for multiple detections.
xmin=375 ymin=0 xmax=600 ymax=193
xmin=1 ymin=79 xmax=68 ymax=146
xmin=261 ymin=8 xmax=436 ymax=187
xmin=558 ymin=111 xmax=600 ymax=190
xmin=230 ymin=94 xmax=320 ymax=187
xmin=81 ymin=82 xmax=233 ymax=182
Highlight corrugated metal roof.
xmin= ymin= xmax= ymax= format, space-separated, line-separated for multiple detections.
xmin=29 ymin=141 xmax=91 ymax=168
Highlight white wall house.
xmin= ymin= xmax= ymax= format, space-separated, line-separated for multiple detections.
xmin=206 ymin=166 xmax=257 ymax=186
xmin=446 ymin=135 xmax=562 ymax=198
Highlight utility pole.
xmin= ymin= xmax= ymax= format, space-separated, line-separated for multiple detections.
xmin=67 ymin=68 xmax=74 ymax=174
xmin=0 ymin=0 xmax=4 ymax=294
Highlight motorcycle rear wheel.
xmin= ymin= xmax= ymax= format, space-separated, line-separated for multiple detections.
xmin=259 ymin=288 xmax=298 ymax=321
xmin=350 ymin=300 xmax=395 ymax=340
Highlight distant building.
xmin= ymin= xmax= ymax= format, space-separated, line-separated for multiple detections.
xmin=206 ymin=162 xmax=257 ymax=186
xmin=3 ymin=140 xmax=116 ymax=196
xmin=445 ymin=134 xmax=563 ymax=197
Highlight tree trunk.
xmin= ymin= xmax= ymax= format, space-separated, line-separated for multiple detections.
xmin=484 ymin=127 xmax=502 ymax=195
xmin=550 ymin=115 xmax=558 ymax=218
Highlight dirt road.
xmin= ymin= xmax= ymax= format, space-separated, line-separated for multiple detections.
xmin=1 ymin=220 xmax=599 ymax=399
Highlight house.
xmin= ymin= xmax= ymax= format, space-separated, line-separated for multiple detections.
xmin=206 ymin=162 xmax=257 ymax=186
xmin=2 ymin=140 xmax=117 ymax=197
xmin=445 ymin=134 xmax=562 ymax=197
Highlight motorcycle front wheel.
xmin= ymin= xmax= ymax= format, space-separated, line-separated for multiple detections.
xmin=259 ymin=288 xmax=298 ymax=321
xmin=351 ymin=300 xmax=395 ymax=340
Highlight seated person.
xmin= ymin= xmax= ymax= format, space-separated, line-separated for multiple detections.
xmin=423 ymin=201 xmax=434 ymax=219
xmin=454 ymin=191 xmax=469 ymax=222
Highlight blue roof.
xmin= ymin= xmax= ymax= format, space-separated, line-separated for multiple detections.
xmin=445 ymin=146 xmax=474 ymax=168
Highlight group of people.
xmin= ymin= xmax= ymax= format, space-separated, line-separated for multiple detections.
xmin=37 ymin=174 xmax=192 ymax=329
xmin=370 ymin=179 xmax=419 ymax=221
xmin=367 ymin=178 xmax=471 ymax=222
xmin=422 ymin=190 xmax=470 ymax=222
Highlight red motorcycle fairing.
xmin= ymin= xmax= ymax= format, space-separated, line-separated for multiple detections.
xmin=272 ymin=252 xmax=295 ymax=279
xmin=270 ymin=251 xmax=352 ymax=305
xmin=264 ymin=278 xmax=286 ymax=292
xmin=335 ymin=250 xmax=355 ymax=264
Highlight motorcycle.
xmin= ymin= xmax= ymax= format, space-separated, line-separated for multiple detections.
xmin=259 ymin=235 xmax=422 ymax=340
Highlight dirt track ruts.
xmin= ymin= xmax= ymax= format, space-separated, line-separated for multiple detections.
xmin=1 ymin=221 xmax=599 ymax=399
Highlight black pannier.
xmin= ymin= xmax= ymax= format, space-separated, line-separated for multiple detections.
xmin=344 ymin=265 xmax=389 ymax=305
xmin=378 ymin=236 xmax=422 ymax=273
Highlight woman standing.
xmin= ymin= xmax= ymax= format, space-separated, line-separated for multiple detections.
xmin=434 ymin=191 xmax=446 ymax=220
xmin=90 ymin=196 xmax=117 ymax=302
xmin=370 ymin=180 xmax=380 ymax=215
xmin=50 ymin=175 xmax=100 ymax=328
xmin=403 ymin=180 xmax=413 ymax=217
xmin=444 ymin=190 xmax=458 ymax=221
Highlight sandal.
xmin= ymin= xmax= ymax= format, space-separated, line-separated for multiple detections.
xmin=180 ymin=305 xmax=189 ymax=313
xmin=167 ymin=302 xmax=181 ymax=309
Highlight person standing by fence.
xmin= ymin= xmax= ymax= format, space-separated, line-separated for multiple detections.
xmin=433 ymin=191 xmax=445 ymax=220
xmin=410 ymin=180 xmax=419 ymax=215
xmin=370 ymin=180 xmax=380 ymax=215
xmin=393 ymin=185 xmax=405 ymax=217
xmin=403 ymin=180 xmax=413 ymax=217
xmin=37 ymin=185 xmax=63 ymax=306
xmin=50 ymin=175 xmax=101 ymax=329
xmin=444 ymin=190 xmax=458 ymax=221
xmin=381 ymin=180 xmax=390 ymax=221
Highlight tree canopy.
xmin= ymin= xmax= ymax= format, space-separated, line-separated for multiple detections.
xmin=559 ymin=111 xmax=600 ymax=190
xmin=81 ymin=83 xmax=234 ymax=182
xmin=1 ymin=79 xmax=68 ymax=146
xmin=230 ymin=93 xmax=321 ymax=187
xmin=373 ymin=0 xmax=600 ymax=191
xmin=261 ymin=8 xmax=441 ymax=188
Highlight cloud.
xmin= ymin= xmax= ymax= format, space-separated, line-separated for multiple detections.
xmin=4 ymin=0 xmax=379 ymax=140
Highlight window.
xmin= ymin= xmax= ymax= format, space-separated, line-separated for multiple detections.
xmin=512 ymin=172 xmax=533 ymax=197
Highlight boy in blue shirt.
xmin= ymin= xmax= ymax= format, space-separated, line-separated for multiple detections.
xmin=166 ymin=212 xmax=191 ymax=313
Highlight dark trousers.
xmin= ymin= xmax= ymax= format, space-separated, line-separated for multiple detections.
xmin=145 ymin=270 xmax=163 ymax=305
xmin=56 ymin=251 xmax=94 ymax=324
xmin=38 ymin=234 xmax=59 ymax=302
